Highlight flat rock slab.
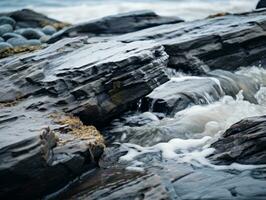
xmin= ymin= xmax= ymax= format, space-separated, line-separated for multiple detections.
xmin=210 ymin=115 xmax=266 ymax=165
xmin=116 ymin=9 xmax=266 ymax=72
xmin=55 ymin=163 xmax=266 ymax=200
xmin=49 ymin=10 xmax=183 ymax=43
xmin=0 ymin=36 xmax=169 ymax=125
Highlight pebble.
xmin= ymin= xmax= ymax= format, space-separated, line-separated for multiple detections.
xmin=7 ymin=37 xmax=29 ymax=47
xmin=40 ymin=35 xmax=51 ymax=43
xmin=27 ymin=39 xmax=41 ymax=46
xmin=42 ymin=25 xmax=56 ymax=35
xmin=19 ymin=28 xmax=45 ymax=40
xmin=0 ymin=42 xmax=13 ymax=50
xmin=0 ymin=16 xmax=16 ymax=27
xmin=2 ymin=32 xmax=25 ymax=41
xmin=0 ymin=24 xmax=13 ymax=37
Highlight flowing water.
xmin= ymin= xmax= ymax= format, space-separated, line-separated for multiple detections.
xmin=103 ymin=66 xmax=266 ymax=172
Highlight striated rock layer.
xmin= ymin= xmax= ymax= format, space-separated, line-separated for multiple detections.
xmin=210 ymin=115 xmax=266 ymax=165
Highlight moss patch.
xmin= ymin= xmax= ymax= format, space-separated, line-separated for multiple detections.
xmin=51 ymin=113 xmax=105 ymax=148
xmin=0 ymin=46 xmax=42 ymax=58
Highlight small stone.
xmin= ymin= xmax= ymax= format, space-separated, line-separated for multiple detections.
xmin=40 ymin=35 xmax=51 ymax=43
xmin=27 ymin=39 xmax=41 ymax=46
xmin=2 ymin=32 xmax=25 ymax=41
xmin=0 ymin=24 xmax=13 ymax=37
xmin=42 ymin=25 xmax=56 ymax=35
xmin=0 ymin=16 xmax=16 ymax=27
xmin=7 ymin=37 xmax=29 ymax=47
xmin=0 ymin=42 xmax=13 ymax=50
xmin=19 ymin=28 xmax=45 ymax=39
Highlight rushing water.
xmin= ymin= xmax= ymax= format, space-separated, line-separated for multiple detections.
xmin=103 ymin=66 xmax=266 ymax=171
xmin=0 ymin=0 xmax=258 ymax=23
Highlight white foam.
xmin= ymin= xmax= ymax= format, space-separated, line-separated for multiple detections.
xmin=119 ymin=86 xmax=266 ymax=171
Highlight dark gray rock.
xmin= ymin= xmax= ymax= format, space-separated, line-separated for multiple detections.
xmin=53 ymin=168 xmax=170 ymax=200
xmin=53 ymin=160 xmax=266 ymax=200
xmin=256 ymin=0 xmax=266 ymax=9
xmin=0 ymin=24 xmax=13 ymax=36
xmin=141 ymin=77 xmax=223 ymax=115
xmin=19 ymin=28 xmax=45 ymax=39
xmin=0 ymin=16 xmax=16 ymax=27
xmin=42 ymin=25 xmax=56 ymax=35
xmin=48 ymin=10 xmax=184 ymax=43
xmin=114 ymin=9 xmax=266 ymax=72
xmin=7 ymin=37 xmax=29 ymax=47
xmin=0 ymin=42 xmax=12 ymax=49
xmin=2 ymin=32 xmax=25 ymax=40
xmin=210 ymin=115 xmax=266 ymax=165
xmin=0 ymin=9 xmax=65 ymax=29
xmin=0 ymin=97 xmax=104 ymax=199
xmin=0 ymin=37 xmax=169 ymax=126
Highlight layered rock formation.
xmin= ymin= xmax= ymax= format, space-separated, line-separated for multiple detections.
xmin=210 ymin=116 xmax=266 ymax=165
xmin=1 ymin=7 xmax=266 ymax=200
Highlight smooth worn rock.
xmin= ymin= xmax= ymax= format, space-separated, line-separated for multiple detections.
xmin=0 ymin=9 xmax=67 ymax=29
xmin=210 ymin=115 xmax=266 ymax=165
xmin=48 ymin=10 xmax=184 ymax=43
xmin=0 ymin=42 xmax=12 ymax=50
xmin=2 ymin=32 xmax=25 ymax=40
xmin=0 ymin=24 xmax=13 ymax=36
xmin=27 ymin=39 xmax=41 ymax=46
xmin=42 ymin=25 xmax=56 ymax=35
xmin=40 ymin=35 xmax=50 ymax=43
xmin=19 ymin=28 xmax=45 ymax=39
xmin=7 ymin=37 xmax=29 ymax=47
xmin=0 ymin=37 xmax=4 ymax=42
xmin=0 ymin=16 xmax=16 ymax=27
xmin=256 ymin=0 xmax=266 ymax=9
xmin=141 ymin=77 xmax=223 ymax=115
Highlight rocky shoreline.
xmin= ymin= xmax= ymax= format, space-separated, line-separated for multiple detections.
xmin=0 ymin=7 xmax=266 ymax=200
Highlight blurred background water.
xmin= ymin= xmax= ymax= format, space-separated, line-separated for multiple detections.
xmin=0 ymin=0 xmax=259 ymax=23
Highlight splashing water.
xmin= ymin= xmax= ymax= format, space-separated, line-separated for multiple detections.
xmin=115 ymin=66 xmax=266 ymax=171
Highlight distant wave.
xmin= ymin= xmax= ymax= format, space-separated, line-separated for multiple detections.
xmin=0 ymin=0 xmax=258 ymax=23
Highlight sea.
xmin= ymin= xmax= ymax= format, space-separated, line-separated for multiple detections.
xmin=0 ymin=0 xmax=259 ymax=23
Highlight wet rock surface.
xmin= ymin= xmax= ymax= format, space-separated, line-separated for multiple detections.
xmin=256 ymin=0 xmax=266 ymax=9
xmin=114 ymin=9 xmax=266 ymax=73
xmin=1 ymin=8 xmax=266 ymax=200
xmin=48 ymin=10 xmax=184 ymax=43
xmin=210 ymin=115 xmax=266 ymax=165
xmin=57 ymin=163 xmax=266 ymax=200
xmin=0 ymin=37 xmax=169 ymax=125
xmin=0 ymin=97 xmax=105 ymax=199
